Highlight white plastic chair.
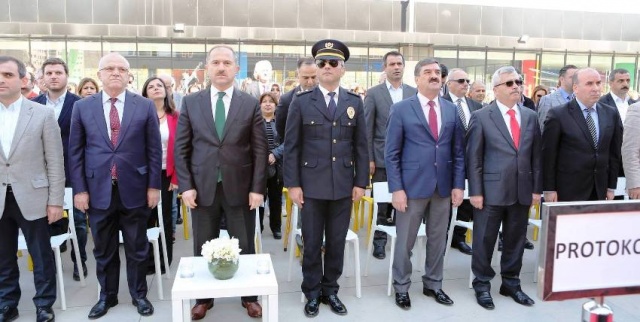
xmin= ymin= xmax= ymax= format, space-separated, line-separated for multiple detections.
xmin=218 ymin=208 xmax=262 ymax=253
xmin=147 ymin=199 xmax=171 ymax=299
xmin=287 ymin=204 xmax=361 ymax=299
xmin=18 ymin=187 xmax=85 ymax=310
xmin=364 ymin=182 xmax=426 ymax=296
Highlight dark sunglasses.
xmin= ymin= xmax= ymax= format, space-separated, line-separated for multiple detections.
xmin=496 ymin=79 xmax=523 ymax=87
xmin=450 ymin=78 xmax=470 ymax=84
xmin=536 ymin=94 xmax=543 ymax=98
xmin=316 ymin=59 xmax=340 ymax=68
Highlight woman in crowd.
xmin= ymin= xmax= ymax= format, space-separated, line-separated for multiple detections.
xmin=531 ymin=84 xmax=549 ymax=108
xmin=270 ymin=83 xmax=281 ymax=100
xmin=259 ymin=92 xmax=284 ymax=239
xmin=77 ymin=77 xmax=99 ymax=98
xmin=141 ymin=76 xmax=179 ymax=274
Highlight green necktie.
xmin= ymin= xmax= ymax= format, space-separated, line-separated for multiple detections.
xmin=215 ymin=92 xmax=226 ymax=138
xmin=215 ymin=92 xmax=226 ymax=182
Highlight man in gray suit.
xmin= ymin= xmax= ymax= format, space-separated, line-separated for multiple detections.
xmin=467 ymin=66 xmax=542 ymax=310
xmin=175 ymin=45 xmax=268 ymax=320
xmin=0 ymin=56 xmax=65 ymax=322
xmin=622 ymin=102 xmax=640 ymax=199
xmin=364 ymin=51 xmax=417 ymax=259
xmin=537 ymin=64 xmax=577 ymax=131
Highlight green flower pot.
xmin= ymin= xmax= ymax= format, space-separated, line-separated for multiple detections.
xmin=208 ymin=258 xmax=239 ymax=280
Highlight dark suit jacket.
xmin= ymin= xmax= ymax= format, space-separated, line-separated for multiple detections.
xmin=542 ymin=100 xmax=623 ymax=201
xmin=364 ymin=82 xmax=417 ymax=167
xmin=284 ymin=87 xmax=368 ymax=200
xmin=276 ymin=85 xmax=307 ymax=142
xmin=598 ymin=92 xmax=638 ymax=109
xmin=174 ymin=88 xmax=268 ymax=207
xmin=466 ymin=102 xmax=543 ymax=206
xmin=33 ymin=91 xmax=81 ymax=186
xmin=385 ymin=96 xmax=465 ymax=199
xmin=69 ymin=91 xmax=162 ymax=210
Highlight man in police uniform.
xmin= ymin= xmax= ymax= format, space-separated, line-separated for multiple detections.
xmin=284 ymin=39 xmax=368 ymax=318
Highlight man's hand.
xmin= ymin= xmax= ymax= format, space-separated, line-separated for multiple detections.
xmin=532 ymin=193 xmax=541 ymax=206
xmin=544 ymin=191 xmax=558 ymax=202
xmin=147 ymin=188 xmax=160 ymax=208
xmin=168 ymin=183 xmax=178 ymax=191
xmin=392 ymin=190 xmax=408 ymax=213
xmin=249 ymin=192 xmax=264 ymax=210
xmin=289 ymin=187 xmax=304 ymax=209
xmin=451 ymin=189 xmax=463 ymax=207
xmin=606 ymin=190 xmax=615 ymax=200
xmin=181 ymin=189 xmax=198 ymax=209
xmin=470 ymin=196 xmax=483 ymax=209
xmin=268 ymin=153 xmax=276 ymax=165
xmin=46 ymin=205 xmax=64 ymax=224
xmin=74 ymin=192 xmax=89 ymax=213
xmin=629 ymin=187 xmax=640 ymax=200
xmin=369 ymin=161 xmax=376 ymax=176
xmin=352 ymin=187 xmax=365 ymax=203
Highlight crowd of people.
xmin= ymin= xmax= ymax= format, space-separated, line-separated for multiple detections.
xmin=0 ymin=35 xmax=639 ymax=322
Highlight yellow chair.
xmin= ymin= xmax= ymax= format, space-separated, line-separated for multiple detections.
xmin=178 ymin=194 xmax=190 ymax=240
xmin=282 ymin=188 xmax=293 ymax=251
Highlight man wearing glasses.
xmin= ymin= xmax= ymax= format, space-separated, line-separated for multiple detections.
xmin=442 ymin=68 xmax=483 ymax=256
xmin=69 ymin=52 xmax=161 ymax=319
xmin=466 ymin=66 xmax=542 ymax=310
xmin=284 ymin=39 xmax=368 ymax=318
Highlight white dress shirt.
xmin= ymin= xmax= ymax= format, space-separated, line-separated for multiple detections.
xmin=496 ymin=100 xmax=521 ymax=138
xmin=0 ymin=96 xmax=23 ymax=157
xmin=318 ymin=85 xmax=339 ymax=107
xmin=46 ymin=91 xmax=66 ymax=120
xmin=386 ymin=80 xmax=403 ymax=104
xmin=449 ymin=93 xmax=471 ymax=128
xmin=612 ymin=93 xmax=630 ymax=123
xmin=102 ymin=91 xmax=126 ymax=139
xmin=210 ymin=86 xmax=234 ymax=120
xmin=417 ymin=92 xmax=442 ymax=134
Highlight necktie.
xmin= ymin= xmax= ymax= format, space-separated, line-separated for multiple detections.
xmin=456 ymin=98 xmax=468 ymax=131
xmin=109 ymin=98 xmax=120 ymax=179
xmin=506 ymin=109 xmax=520 ymax=149
xmin=585 ymin=108 xmax=598 ymax=149
xmin=427 ymin=101 xmax=438 ymax=141
xmin=215 ymin=92 xmax=226 ymax=182
xmin=328 ymin=92 xmax=337 ymax=118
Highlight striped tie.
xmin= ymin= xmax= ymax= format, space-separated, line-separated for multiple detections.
xmin=456 ymin=98 xmax=468 ymax=131
xmin=584 ymin=108 xmax=598 ymax=149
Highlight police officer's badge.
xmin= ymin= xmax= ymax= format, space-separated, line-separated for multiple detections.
xmin=347 ymin=106 xmax=355 ymax=119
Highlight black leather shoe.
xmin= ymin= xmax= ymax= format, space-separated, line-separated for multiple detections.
xmin=36 ymin=307 xmax=54 ymax=322
xmin=373 ymin=246 xmax=386 ymax=259
xmin=524 ymin=239 xmax=535 ymax=250
xmin=88 ymin=297 xmax=118 ymax=319
xmin=319 ymin=294 xmax=347 ymax=315
xmin=475 ymin=291 xmax=495 ymax=310
xmin=176 ymin=217 xmax=183 ymax=225
xmin=452 ymin=241 xmax=473 ymax=255
xmin=499 ymin=286 xmax=535 ymax=306
xmin=395 ymin=292 xmax=411 ymax=310
xmin=273 ymin=231 xmax=282 ymax=239
xmin=73 ymin=262 xmax=88 ymax=281
xmin=304 ymin=298 xmax=320 ymax=317
xmin=132 ymin=298 xmax=154 ymax=316
xmin=0 ymin=306 xmax=18 ymax=322
xmin=423 ymin=288 xmax=454 ymax=305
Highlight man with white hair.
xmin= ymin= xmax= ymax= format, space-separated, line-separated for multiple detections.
xmin=246 ymin=60 xmax=274 ymax=98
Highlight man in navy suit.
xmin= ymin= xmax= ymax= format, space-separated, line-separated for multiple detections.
xmin=32 ymin=57 xmax=87 ymax=282
xmin=69 ymin=52 xmax=161 ymax=319
xmin=467 ymin=66 xmax=542 ymax=310
xmin=385 ymin=58 xmax=465 ymax=310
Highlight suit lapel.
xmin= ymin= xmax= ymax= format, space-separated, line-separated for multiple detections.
xmin=380 ymin=84 xmax=394 ymax=108
xmin=596 ymin=103 xmax=607 ymax=145
xmin=334 ymin=88 xmax=351 ymax=120
xmin=518 ymin=105 xmax=529 ymax=146
xmin=58 ymin=92 xmax=74 ymax=125
xmin=197 ymin=88 xmax=218 ymax=142
xmin=438 ymin=97 xmax=452 ymax=137
xmin=568 ymin=101 xmax=594 ymax=146
xmin=116 ymin=91 xmax=137 ymax=149
xmin=402 ymin=85 xmax=414 ymax=99
xmin=311 ymin=88 xmax=333 ymax=121
xmin=409 ymin=96 xmax=435 ymax=139
xmin=489 ymin=104 xmax=517 ymax=151
xmin=90 ymin=94 xmax=112 ymax=148
xmin=8 ymin=100 xmax=34 ymax=160
xmin=222 ymin=89 xmax=244 ymax=141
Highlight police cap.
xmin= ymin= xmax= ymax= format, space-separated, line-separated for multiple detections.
xmin=311 ymin=39 xmax=350 ymax=62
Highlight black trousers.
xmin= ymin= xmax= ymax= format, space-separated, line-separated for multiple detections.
xmin=301 ymin=197 xmax=352 ymax=299
xmin=89 ymin=183 xmax=151 ymax=300
xmin=147 ymin=170 xmax=174 ymax=269
xmin=258 ymin=174 xmax=283 ymax=233
xmin=372 ymin=168 xmax=394 ymax=248
xmin=471 ymin=203 xmax=529 ymax=292
xmin=0 ymin=188 xmax=56 ymax=309
xmin=192 ymin=182 xmax=257 ymax=304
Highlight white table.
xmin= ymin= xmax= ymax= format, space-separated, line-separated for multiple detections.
xmin=171 ymin=254 xmax=278 ymax=322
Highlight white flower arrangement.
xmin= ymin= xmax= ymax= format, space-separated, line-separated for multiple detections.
xmin=201 ymin=236 xmax=242 ymax=263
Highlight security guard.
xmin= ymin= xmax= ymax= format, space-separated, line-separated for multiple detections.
xmin=284 ymin=39 xmax=368 ymax=317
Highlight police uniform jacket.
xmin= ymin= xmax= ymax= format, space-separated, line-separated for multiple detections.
xmin=284 ymin=86 xmax=369 ymax=200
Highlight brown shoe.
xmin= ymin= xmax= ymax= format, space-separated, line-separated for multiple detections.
xmin=191 ymin=301 xmax=213 ymax=320
xmin=241 ymin=301 xmax=262 ymax=318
